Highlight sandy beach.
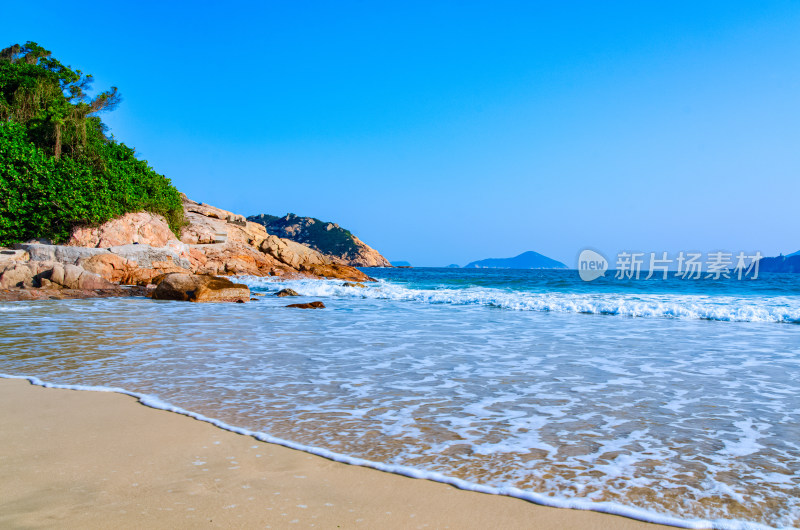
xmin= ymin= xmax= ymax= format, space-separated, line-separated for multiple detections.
xmin=0 ymin=378 xmax=675 ymax=529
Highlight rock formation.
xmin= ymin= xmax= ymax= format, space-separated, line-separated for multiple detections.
xmin=18 ymin=243 xmax=191 ymax=286
xmin=60 ymin=195 xmax=375 ymax=283
xmin=286 ymin=301 xmax=326 ymax=309
xmin=1 ymin=196 xmax=379 ymax=301
xmin=247 ymin=213 xmax=391 ymax=267
xmin=178 ymin=196 xmax=374 ymax=281
xmin=151 ymin=273 xmax=250 ymax=303
xmin=0 ymin=261 xmax=116 ymax=290
xmin=69 ymin=212 xmax=175 ymax=248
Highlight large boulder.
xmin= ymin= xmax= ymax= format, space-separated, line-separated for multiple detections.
xmin=0 ymin=248 xmax=29 ymax=264
xmin=76 ymin=254 xmax=130 ymax=283
xmin=69 ymin=212 xmax=176 ymax=248
xmin=48 ymin=263 xmax=117 ymax=290
xmin=259 ymin=235 xmax=328 ymax=269
xmin=0 ymin=262 xmax=37 ymax=288
xmin=299 ymin=263 xmax=376 ymax=282
xmin=151 ymin=273 xmax=250 ymax=303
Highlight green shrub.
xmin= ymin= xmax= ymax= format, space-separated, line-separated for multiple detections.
xmin=0 ymin=42 xmax=184 ymax=247
xmin=0 ymin=121 xmax=184 ymax=245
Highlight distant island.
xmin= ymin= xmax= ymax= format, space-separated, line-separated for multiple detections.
xmin=391 ymin=261 xmax=412 ymax=267
xmin=464 ymin=251 xmax=567 ymax=269
xmin=446 ymin=264 xmax=460 ymax=268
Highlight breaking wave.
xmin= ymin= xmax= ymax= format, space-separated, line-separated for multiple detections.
xmin=243 ymin=277 xmax=800 ymax=324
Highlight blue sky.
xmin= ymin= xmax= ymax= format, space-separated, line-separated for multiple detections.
xmin=4 ymin=1 xmax=799 ymax=266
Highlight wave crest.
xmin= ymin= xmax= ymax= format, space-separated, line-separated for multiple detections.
xmin=241 ymin=278 xmax=800 ymax=324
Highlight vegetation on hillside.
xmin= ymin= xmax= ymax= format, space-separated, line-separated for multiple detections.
xmin=0 ymin=42 xmax=183 ymax=246
xmin=247 ymin=213 xmax=362 ymax=258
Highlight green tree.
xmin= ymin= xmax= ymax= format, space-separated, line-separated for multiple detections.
xmin=0 ymin=41 xmax=184 ymax=246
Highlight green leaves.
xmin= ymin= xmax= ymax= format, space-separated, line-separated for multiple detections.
xmin=0 ymin=42 xmax=185 ymax=246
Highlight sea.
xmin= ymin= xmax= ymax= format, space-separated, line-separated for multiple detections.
xmin=1 ymin=268 xmax=799 ymax=529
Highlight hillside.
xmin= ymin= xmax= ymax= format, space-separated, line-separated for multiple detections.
xmin=0 ymin=41 xmax=379 ymax=287
xmin=464 ymin=251 xmax=567 ymax=269
xmin=247 ymin=213 xmax=391 ymax=267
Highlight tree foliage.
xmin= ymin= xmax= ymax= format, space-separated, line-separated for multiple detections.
xmin=0 ymin=41 xmax=183 ymax=246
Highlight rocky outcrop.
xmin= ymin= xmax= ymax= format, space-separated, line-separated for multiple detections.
xmin=0 ymin=247 xmax=147 ymax=300
xmin=18 ymin=243 xmax=191 ymax=285
xmin=299 ymin=263 xmax=375 ymax=283
xmin=247 ymin=213 xmax=391 ymax=267
xmin=275 ymin=288 xmax=300 ymax=297
xmin=0 ymin=249 xmax=29 ymax=263
xmin=177 ymin=196 xmax=373 ymax=281
xmin=259 ymin=235 xmax=328 ymax=269
xmin=181 ymin=198 xmax=267 ymax=247
xmin=18 ymin=195 xmax=376 ymax=290
xmin=0 ymin=260 xmax=117 ymax=290
xmin=69 ymin=212 xmax=176 ymax=248
xmin=151 ymin=273 xmax=250 ymax=303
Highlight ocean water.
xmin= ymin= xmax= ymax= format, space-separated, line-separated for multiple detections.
xmin=1 ymin=268 xmax=799 ymax=529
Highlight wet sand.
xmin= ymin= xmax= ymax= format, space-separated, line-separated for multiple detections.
xmin=0 ymin=378 xmax=677 ymax=529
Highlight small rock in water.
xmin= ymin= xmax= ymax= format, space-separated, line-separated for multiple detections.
xmin=275 ymin=288 xmax=300 ymax=297
xmin=342 ymin=282 xmax=365 ymax=288
xmin=286 ymin=301 xmax=325 ymax=309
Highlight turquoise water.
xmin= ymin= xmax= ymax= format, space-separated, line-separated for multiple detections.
xmin=361 ymin=268 xmax=800 ymax=323
xmin=1 ymin=268 xmax=799 ymax=528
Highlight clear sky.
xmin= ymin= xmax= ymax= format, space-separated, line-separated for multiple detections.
xmin=4 ymin=1 xmax=799 ymax=266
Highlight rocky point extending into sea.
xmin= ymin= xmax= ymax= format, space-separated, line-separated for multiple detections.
xmin=0 ymin=195 xmax=386 ymax=302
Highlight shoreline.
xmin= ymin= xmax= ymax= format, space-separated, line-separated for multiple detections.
xmin=0 ymin=376 xmax=681 ymax=529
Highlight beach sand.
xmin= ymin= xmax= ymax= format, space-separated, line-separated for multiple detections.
xmin=0 ymin=378 xmax=675 ymax=529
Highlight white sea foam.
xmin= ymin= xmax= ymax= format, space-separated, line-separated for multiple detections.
xmin=242 ymin=277 xmax=800 ymax=324
xmin=0 ymin=373 xmax=778 ymax=530
xmin=0 ymin=305 xmax=29 ymax=312
xmin=1 ymin=288 xmax=798 ymax=528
